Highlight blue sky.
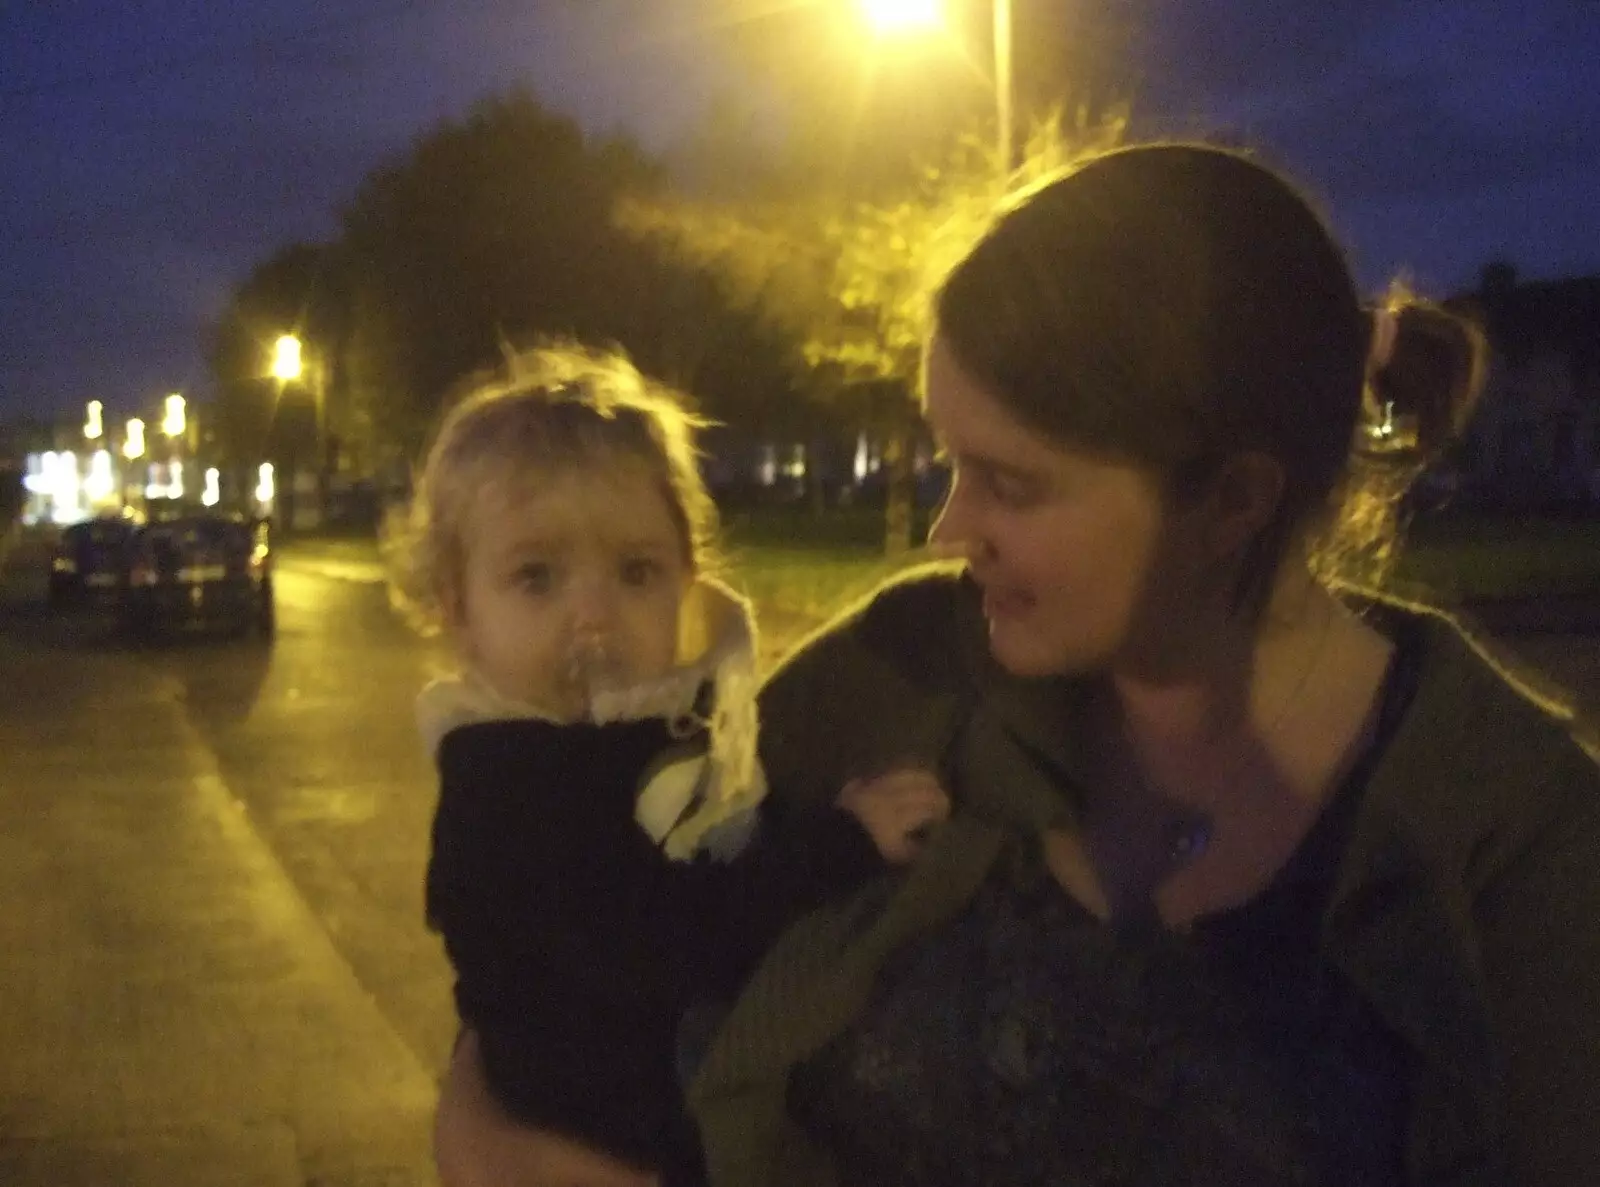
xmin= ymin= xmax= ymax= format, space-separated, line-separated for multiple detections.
xmin=2 ymin=0 xmax=1596 ymax=420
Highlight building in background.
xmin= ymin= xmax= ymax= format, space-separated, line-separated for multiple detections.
xmin=1443 ymin=266 xmax=1600 ymax=513
xmin=0 ymin=396 xmax=277 ymax=528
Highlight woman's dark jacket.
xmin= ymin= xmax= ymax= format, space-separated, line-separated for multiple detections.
xmin=692 ymin=566 xmax=1600 ymax=1187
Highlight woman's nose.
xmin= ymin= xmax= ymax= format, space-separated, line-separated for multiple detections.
xmin=928 ymin=483 xmax=970 ymax=552
xmin=927 ymin=484 xmax=995 ymax=564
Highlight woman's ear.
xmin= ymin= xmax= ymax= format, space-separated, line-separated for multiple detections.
xmin=1201 ymin=451 xmax=1286 ymax=558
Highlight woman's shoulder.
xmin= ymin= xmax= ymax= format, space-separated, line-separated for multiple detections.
xmin=1353 ymin=591 xmax=1588 ymax=750
xmin=755 ymin=563 xmax=982 ymax=807
xmin=767 ymin=560 xmax=980 ymax=684
xmin=1347 ymin=591 xmax=1600 ymax=855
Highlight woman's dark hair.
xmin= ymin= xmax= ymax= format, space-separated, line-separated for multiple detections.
xmin=933 ymin=142 xmax=1486 ymax=614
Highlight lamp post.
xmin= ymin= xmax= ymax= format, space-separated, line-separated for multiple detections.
xmin=271 ymin=333 xmax=323 ymax=443
xmin=992 ymin=0 xmax=1013 ymax=173
xmin=122 ymin=418 xmax=146 ymax=512
xmin=859 ymin=0 xmax=1015 ymax=172
xmin=269 ymin=333 xmax=328 ymax=530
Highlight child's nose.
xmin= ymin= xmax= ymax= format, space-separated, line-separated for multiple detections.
xmin=569 ymin=577 xmax=619 ymax=635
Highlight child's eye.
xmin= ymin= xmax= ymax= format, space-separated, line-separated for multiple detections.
xmin=515 ymin=562 xmax=555 ymax=593
xmin=620 ymin=557 xmax=661 ymax=587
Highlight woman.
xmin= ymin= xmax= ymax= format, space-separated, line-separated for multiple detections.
xmin=439 ymin=143 xmax=1600 ymax=1186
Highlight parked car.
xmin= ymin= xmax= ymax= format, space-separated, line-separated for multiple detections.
xmin=48 ymin=515 xmax=136 ymax=609
xmin=122 ymin=514 xmax=275 ymax=639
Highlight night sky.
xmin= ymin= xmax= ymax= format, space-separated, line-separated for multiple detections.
xmin=3 ymin=0 xmax=1596 ymax=421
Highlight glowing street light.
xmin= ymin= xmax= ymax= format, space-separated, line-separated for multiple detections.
xmin=84 ymin=450 xmax=115 ymax=504
xmin=162 ymin=393 xmax=186 ymax=439
xmin=49 ymin=451 xmax=83 ymax=524
xmin=202 ymin=467 xmax=221 ymax=508
xmin=271 ymin=334 xmax=304 ymax=382
xmin=861 ymin=0 xmax=942 ymax=34
xmin=84 ymin=400 xmax=104 ymax=441
xmin=255 ymin=462 xmax=276 ymax=510
xmin=858 ymin=0 xmax=1014 ymax=172
xmin=123 ymin=418 xmax=146 ymax=461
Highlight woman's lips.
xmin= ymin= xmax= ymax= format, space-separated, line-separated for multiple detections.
xmin=982 ymin=586 xmax=1033 ymax=621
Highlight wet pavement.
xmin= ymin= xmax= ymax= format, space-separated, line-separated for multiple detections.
xmin=0 ymin=529 xmax=1594 ymax=1185
xmin=0 ymin=537 xmax=449 ymax=1186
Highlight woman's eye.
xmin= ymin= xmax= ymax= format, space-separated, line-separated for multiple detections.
xmin=620 ymin=557 xmax=660 ymax=587
xmin=516 ymin=562 xmax=554 ymax=593
xmin=985 ymin=470 xmax=1036 ymax=508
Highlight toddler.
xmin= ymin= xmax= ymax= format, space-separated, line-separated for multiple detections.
xmin=393 ymin=346 xmax=947 ymax=1183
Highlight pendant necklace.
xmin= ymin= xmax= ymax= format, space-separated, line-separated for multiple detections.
xmin=1154 ymin=597 xmax=1336 ymax=870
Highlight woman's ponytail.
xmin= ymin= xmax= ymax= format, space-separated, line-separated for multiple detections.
xmin=1360 ymin=294 xmax=1489 ymax=464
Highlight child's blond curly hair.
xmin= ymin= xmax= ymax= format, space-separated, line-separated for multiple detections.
xmin=387 ymin=343 xmax=717 ymax=635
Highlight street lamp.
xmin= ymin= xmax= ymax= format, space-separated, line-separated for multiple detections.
xmin=271 ymin=334 xmax=304 ymax=383
xmin=122 ymin=418 xmax=146 ymax=461
xmin=858 ymin=0 xmax=1014 ymax=172
xmin=861 ymin=0 xmax=942 ymax=33
xmin=255 ymin=463 xmax=276 ymax=513
xmin=84 ymin=400 xmax=104 ymax=441
xmin=268 ymin=332 xmax=329 ymax=528
xmin=162 ymin=393 xmax=186 ymax=439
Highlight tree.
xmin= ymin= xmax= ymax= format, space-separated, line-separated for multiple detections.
xmin=331 ymin=89 xmax=803 ymax=471
xmin=336 ymin=92 xmax=644 ymax=464
xmin=622 ymin=108 xmax=1126 ymax=552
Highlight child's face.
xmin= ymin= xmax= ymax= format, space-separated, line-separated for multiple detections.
xmin=447 ymin=461 xmax=692 ymax=717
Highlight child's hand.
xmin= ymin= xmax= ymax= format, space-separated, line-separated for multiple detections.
xmin=836 ymin=768 xmax=951 ymax=864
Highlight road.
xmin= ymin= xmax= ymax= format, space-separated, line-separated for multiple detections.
xmin=0 ymin=541 xmax=453 ymax=1186
xmin=167 ymin=560 xmax=459 ymax=1075
xmin=0 ymin=532 xmax=1595 ymax=1184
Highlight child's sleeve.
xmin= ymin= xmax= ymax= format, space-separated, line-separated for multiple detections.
xmin=651 ymin=795 xmax=890 ymax=1002
xmin=425 ymin=718 xmax=693 ymax=1169
xmin=651 ymin=570 xmax=980 ymax=1000
xmin=425 ymin=721 xmax=666 ymax=991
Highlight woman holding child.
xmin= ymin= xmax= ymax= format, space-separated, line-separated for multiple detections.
xmin=423 ymin=143 xmax=1600 ymax=1186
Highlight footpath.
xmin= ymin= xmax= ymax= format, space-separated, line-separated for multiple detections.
xmin=0 ymin=548 xmax=441 ymax=1185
